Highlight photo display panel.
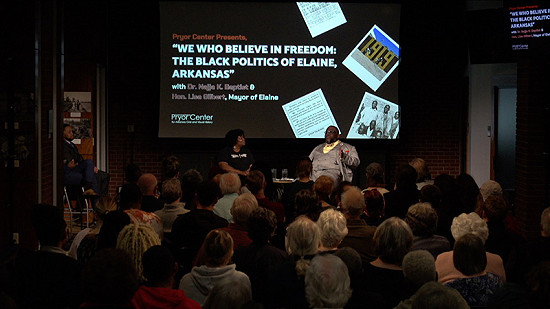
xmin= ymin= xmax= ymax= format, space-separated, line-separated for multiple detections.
xmin=159 ymin=2 xmax=401 ymax=139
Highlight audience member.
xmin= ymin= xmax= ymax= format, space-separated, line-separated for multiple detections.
xmin=161 ymin=155 xmax=181 ymax=182
xmin=435 ymin=212 xmax=506 ymax=283
xmin=313 ymin=175 xmax=336 ymax=209
xmin=202 ymin=276 xmax=254 ymax=309
xmin=409 ymin=158 xmax=430 ymax=190
xmin=179 ymin=229 xmax=250 ymax=306
xmin=339 ymin=186 xmax=377 ymax=264
xmin=118 ymin=183 xmax=163 ymax=239
xmin=419 ymin=184 xmax=442 ymax=210
xmin=364 ymin=162 xmax=389 ymax=194
xmin=455 ymin=173 xmax=480 ymax=214
xmin=395 ymin=250 xmax=437 ymax=309
xmin=234 ymin=207 xmax=288 ymax=304
xmin=69 ymin=196 xmax=117 ymax=260
xmin=246 ymin=170 xmax=285 ymax=224
xmin=116 ymin=223 xmax=161 ymax=283
xmin=305 ymin=254 xmax=352 ymax=308
xmin=294 ymin=188 xmax=322 ymax=222
xmin=124 ymin=163 xmax=142 ymax=185
xmin=409 ymin=281 xmax=469 ymax=309
xmin=362 ymin=217 xmax=413 ymax=307
xmin=213 ymin=172 xmax=241 ymax=222
xmin=221 ymin=192 xmax=257 ymax=250
xmin=11 ymin=204 xmax=83 ymax=308
xmin=80 ymin=248 xmax=138 ymax=309
xmin=445 ymin=233 xmax=504 ymax=307
xmin=266 ymin=216 xmax=321 ymax=308
xmin=181 ymin=168 xmax=203 ymax=210
xmin=362 ymin=188 xmax=385 ymax=226
xmin=433 ymin=174 xmax=463 ymax=243
xmin=95 ymin=209 xmax=131 ymax=251
xmin=132 ymin=245 xmax=201 ymax=308
xmin=506 ymin=206 xmax=550 ymax=284
xmin=171 ymin=181 xmax=228 ymax=273
xmin=481 ymin=195 xmax=524 ymax=264
xmin=138 ymin=173 xmax=164 ymax=212
xmin=332 ymin=180 xmax=353 ymax=207
xmin=155 ymin=178 xmax=189 ymax=234
xmin=281 ymin=157 xmax=315 ymax=223
xmin=384 ymin=164 xmax=419 ymax=219
xmin=405 ymin=203 xmax=450 ymax=258
xmin=317 ymin=208 xmax=348 ymax=252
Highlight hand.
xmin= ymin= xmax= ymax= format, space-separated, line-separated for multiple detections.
xmin=241 ymin=170 xmax=250 ymax=176
xmin=67 ymin=159 xmax=77 ymax=169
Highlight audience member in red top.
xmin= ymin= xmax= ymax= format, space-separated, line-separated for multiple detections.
xmin=246 ymin=170 xmax=285 ymax=224
xmin=132 ymin=245 xmax=201 ymax=309
xmin=222 ymin=192 xmax=257 ymax=249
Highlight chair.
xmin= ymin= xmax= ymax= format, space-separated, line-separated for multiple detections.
xmin=63 ymin=185 xmax=94 ymax=235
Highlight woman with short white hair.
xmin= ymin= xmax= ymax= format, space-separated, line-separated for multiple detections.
xmin=435 ymin=212 xmax=506 ymax=284
xmin=317 ymin=208 xmax=348 ymax=252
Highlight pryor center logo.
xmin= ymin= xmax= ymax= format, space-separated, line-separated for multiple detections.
xmin=171 ymin=113 xmax=214 ymax=124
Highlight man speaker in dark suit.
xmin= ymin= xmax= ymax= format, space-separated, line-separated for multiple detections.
xmin=63 ymin=123 xmax=98 ymax=195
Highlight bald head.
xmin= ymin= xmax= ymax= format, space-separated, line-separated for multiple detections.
xmin=138 ymin=173 xmax=158 ymax=196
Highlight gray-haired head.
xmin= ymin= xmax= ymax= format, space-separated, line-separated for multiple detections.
xmin=305 ymin=254 xmax=352 ymax=308
xmin=402 ymin=250 xmax=436 ymax=288
xmin=450 ymin=212 xmax=489 ymax=243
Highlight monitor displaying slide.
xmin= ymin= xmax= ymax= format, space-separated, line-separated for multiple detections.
xmin=159 ymin=2 xmax=401 ymax=139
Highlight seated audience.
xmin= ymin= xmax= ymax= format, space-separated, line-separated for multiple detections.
xmin=179 ymin=229 xmax=250 ymax=306
xmin=313 ymin=175 xmax=336 ymax=208
xmin=69 ymin=196 xmax=117 ymax=260
xmin=317 ymin=208 xmax=348 ymax=253
xmin=80 ymin=248 xmax=139 ymax=309
xmin=481 ymin=195 xmax=524 ymax=264
xmin=396 ymin=250 xmax=437 ymax=308
xmin=119 ymin=183 xmax=163 ymax=238
xmin=138 ymin=173 xmax=164 ymax=213
xmin=405 ymin=202 xmax=450 ymax=258
xmin=445 ymin=233 xmax=504 ymax=307
xmin=433 ymin=174 xmax=463 ymax=243
xmin=294 ymin=188 xmax=322 ymax=222
xmin=202 ymin=276 xmax=254 ymax=309
xmin=233 ymin=208 xmax=288 ymax=304
xmin=95 ymin=209 xmax=131 ymax=251
xmin=339 ymin=186 xmax=377 ymax=264
xmin=132 ymin=245 xmax=201 ymax=308
xmin=455 ymin=173 xmax=480 ymax=214
xmin=364 ymin=162 xmax=389 ymax=194
xmin=281 ymin=157 xmax=315 ymax=223
xmin=435 ymin=212 xmax=506 ymax=283
xmin=213 ymin=172 xmax=241 ymax=222
xmin=384 ymin=164 xmax=419 ymax=219
xmin=409 ymin=281 xmax=469 ymax=309
xmin=221 ymin=192 xmax=257 ymax=250
xmin=361 ymin=188 xmax=386 ymax=226
xmin=331 ymin=180 xmax=353 ymax=207
xmin=116 ymin=223 xmax=161 ymax=283
xmin=409 ymin=158 xmax=431 ymax=190
xmin=124 ymin=163 xmax=142 ymax=185
xmin=362 ymin=217 xmax=413 ymax=308
xmin=11 ymin=204 xmax=83 ymax=308
xmin=159 ymin=155 xmax=180 ymax=194
xmin=171 ymin=181 xmax=228 ymax=274
xmin=155 ymin=178 xmax=189 ymax=234
xmin=305 ymin=254 xmax=352 ymax=309
xmin=181 ymin=168 xmax=203 ymax=210
xmin=266 ymin=216 xmax=321 ymax=308
xmin=246 ymin=170 xmax=285 ymax=224
xmin=506 ymin=206 xmax=550 ymax=284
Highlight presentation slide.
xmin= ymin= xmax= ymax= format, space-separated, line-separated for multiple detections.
xmin=159 ymin=2 xmax=401 ymax=139
xmin=506 ymin=1 xmax=550 ymax=51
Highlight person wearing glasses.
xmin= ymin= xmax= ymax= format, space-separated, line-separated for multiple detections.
xmin=309 ymin=126 xmax=360 ymax=184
